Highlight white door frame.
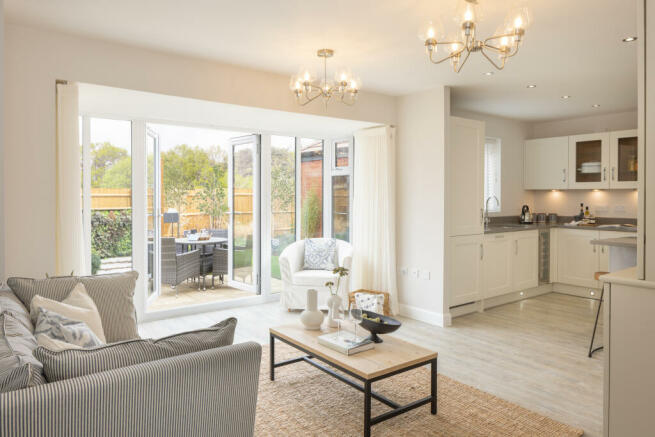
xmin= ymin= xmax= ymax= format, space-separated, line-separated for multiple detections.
xmin=145 ymin=128 xmax=161 ymax=306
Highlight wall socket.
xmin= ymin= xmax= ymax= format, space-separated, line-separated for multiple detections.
xmin=420 ymin=270 xmax=431 ymax=280
xmin=410 ymin=268 xmax=419 ymax=279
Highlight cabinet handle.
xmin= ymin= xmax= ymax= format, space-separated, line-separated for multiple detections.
xmin=480 ymin=243 xmax=484 ymax=260
xmin=562 ymin=168 xmax=566 ymax=183
xmin=601 ymin=246 xmax=605 ymax=254
xmin=612 ymin=167 xmax=616 ymax=181
xmin=593 ymin=245 xmax=597 ymax=253
xmin=603 ymin=167 xmax=607 ymax=181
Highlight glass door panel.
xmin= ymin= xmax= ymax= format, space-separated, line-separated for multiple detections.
xmin=270 ymin=136 xmax=295 ymax=294
xmin=146 ymin=130 xmax=161 ymax=301
xmin=229 ymin=135 xmax=260 ymax=293
xmin=332 ymin=175 xmax=350 ymax=241
xmin=300 ymin=138 xmax=324 ymax=238
xmin=574 ymin=140 xmax=602 ymax=183
xmin=617 ymin=136 xmax=638 ymax=182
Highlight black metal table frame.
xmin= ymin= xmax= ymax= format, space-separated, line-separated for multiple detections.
xmin=270 ymin=332 xmax=437 ymax=437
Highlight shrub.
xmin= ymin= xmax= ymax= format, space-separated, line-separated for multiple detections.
xmin=91 ymin=250 xmax=102 ymax=275
xmin=91 ymin=210 xmax=132 ymax=259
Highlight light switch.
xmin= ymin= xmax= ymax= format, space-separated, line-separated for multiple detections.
xmin=410 ymin=268 xmax=419 ymax=279
xmin=400 ymin=267 xmax=408 ymax=276
xmin=420 ymin=270 xmax=431 ymax=280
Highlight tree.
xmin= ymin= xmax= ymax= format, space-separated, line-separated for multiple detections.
xmin=90 ymin=142 xmax=129 ymax=188
xmin=194 ymin=167 xmax=228 ymax=229
xmin=100 ymin=155 xmax=131 ymax=188
xmin=161 ymin=144 xmax=215 ymax=214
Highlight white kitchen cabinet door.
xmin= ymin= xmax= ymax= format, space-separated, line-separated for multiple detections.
xmin=513 ymin=231 xmax=539 ymax=291
xmin=609 ymin=129 xmax=639 ymax=189
xmin=448 ymin=117 xmax=485 ymax=236
xmin=568 ymin=133 xmax=610 ymax=189
xmin=448 ymin=235 xmax=483 ymax=307
xmin=483 ymin=234 xmax=514 ymax=299
xmin=557 ymin=229 xmax=600 ymax=288
xmin=598 ymin=230 xmax=633 ymax=273
xmin=524 ymin=137 xmax=569 ymax=190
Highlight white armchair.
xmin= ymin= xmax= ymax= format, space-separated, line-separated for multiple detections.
xmin=278 ymin=239 xmax=353 ymax=310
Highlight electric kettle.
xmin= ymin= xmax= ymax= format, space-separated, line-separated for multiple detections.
xmin=520 ymin=205 xmax=533 ymax=224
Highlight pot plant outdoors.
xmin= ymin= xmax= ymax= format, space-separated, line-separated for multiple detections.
xmin=325 ymin=266 xmax=350 ymax=328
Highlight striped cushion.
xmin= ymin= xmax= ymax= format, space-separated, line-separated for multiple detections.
xmin=0 ymin=288 xmax=32 ymax=333
xmin=7 ymin=271 xmax=139 ymax=343
xmin=35 ymin=317 xmax=237 ymax=382
xmin=0 ymin=313 xmax=45 ymax=392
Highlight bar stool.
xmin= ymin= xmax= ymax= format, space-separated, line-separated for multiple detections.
xmin=588 ymin=271 xmax=609 ymax=358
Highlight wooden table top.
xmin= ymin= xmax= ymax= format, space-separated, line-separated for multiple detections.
xmin=270 ymin=324 xmax=437 ymax=380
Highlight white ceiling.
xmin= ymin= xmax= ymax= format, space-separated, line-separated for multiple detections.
xmin=78 ymin=83 xmax=378 ymax=139
xmin=5 ymin=0 xmax=638 ymax=122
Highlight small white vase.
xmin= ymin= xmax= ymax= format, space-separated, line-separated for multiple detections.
xmin=326 ymin=294 xmax=342 ymax=328
xmin=300 ymin=289 xmax=324 ymax=330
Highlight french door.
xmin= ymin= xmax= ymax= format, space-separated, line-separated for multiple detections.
xmin=228 ymin=135 xmax=261 ymax=293
xmin=146 ymin=129 xmax=162 ymax=304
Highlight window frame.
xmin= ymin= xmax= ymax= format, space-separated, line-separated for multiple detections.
xmin=484 ymin=136 xmax=502 ymax=214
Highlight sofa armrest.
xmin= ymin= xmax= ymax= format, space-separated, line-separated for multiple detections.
xmin=0 ymin=342 xmax=262 ymax=437
xmin=279 ymin=242 xmax=303 ymax=284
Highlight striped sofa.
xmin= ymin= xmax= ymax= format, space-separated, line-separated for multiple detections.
xmin=0 ymin=282 xmax=262 ymax=437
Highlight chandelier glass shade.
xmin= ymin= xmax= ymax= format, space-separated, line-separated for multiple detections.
xmin=419 ymin=0 xmax=531 ymax=73
xmin=290 ymin=49 xmax=360 ymax=107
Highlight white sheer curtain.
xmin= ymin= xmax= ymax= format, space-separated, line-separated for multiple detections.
xmin=55 ymin=82 xmax=86 ymax=275
xmin=351 ymin=126 xmax=399 ymax=315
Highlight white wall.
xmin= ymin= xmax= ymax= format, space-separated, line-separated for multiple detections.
xmin=396 ymin=86 xmax=449 ymax=326
xmin=451 ymin=109 xmax=534 ymax=218
xmin=3 ymin=23 xmax=397 ymax=279
xmin=0 ymin=0 xmax=4 ymax=284
xmin=530 ymin=110 xmax=637 ymax=138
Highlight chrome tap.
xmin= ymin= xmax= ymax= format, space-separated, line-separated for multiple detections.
xmin=484 ymin=195 xmax=499 ymax=229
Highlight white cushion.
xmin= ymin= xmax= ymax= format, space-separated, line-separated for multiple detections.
xmin=30 ymin=283 xmax=106 ymax=343
xmin=303 ymin=238 xmax=337 ymax=270
xmin=36 ymin=333 xmax=84 ymax=351
xmin=292 ymin=270 xmax=338 ymax=287
xmin=354 ymin=292 xmax=385 ymax=314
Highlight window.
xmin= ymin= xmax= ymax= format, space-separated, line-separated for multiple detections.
xmin=484 ymin=137 xmax=501 ymax=213
xmin=270 ymin=136 xmax=295 ymax=292
xmin=300 ymin=138 xmax=324 ymax=238
xmin=332 ymin=175 xmax=350 ymax=241
xmin=334 ymin=140 xmax=350 ymax=168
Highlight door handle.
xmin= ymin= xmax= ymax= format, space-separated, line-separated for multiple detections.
xmin=480 ymin=243 xmax=484 ymax=260
xmin=611 ymin=167 xmax=616 ymax=181
xmin=562 ymin=168 xmax=566 ymax=183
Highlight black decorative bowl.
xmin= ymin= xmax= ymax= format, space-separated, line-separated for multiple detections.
xmin=359 ymin=310 xmax=401 ymax=343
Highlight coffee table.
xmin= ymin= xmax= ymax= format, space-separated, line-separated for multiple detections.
xmin=269 ymin=325 xmax=438 ymax=437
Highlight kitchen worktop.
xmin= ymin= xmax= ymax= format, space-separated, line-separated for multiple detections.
xmin=484 ymin=222 xmax=638 ymax=234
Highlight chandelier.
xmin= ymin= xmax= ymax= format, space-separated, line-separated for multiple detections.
xmin=419 ymin=0 xmax=531 ymax=73
xmin=290 ymin=49 xmax=361 ymax=107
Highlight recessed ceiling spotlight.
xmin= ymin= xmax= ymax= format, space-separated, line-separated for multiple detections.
xmin=622 ymin=36 xmax=638 ymax=42
xmin=483 ymin=71 xmax=494 ymax=76
xmin=592 ymin=104 xmax=601 ymax=108
xmin=527 ymin=84 xmax=537 ymax=88
xmin=561 ymin=95 xmax=571 ymax=99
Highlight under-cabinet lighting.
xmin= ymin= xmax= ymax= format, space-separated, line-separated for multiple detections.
xmin=592 ymin=104 xmax=601 ymax=108
xmin=561 ymin=95 xmax=571 ymax=99
xmin=527 ymin=84 xmax=537 ymax=88
xmin=622 ymin=36 xmax=637 ymax=42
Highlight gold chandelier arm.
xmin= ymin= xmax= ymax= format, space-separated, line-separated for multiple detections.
xmin=428 ymin=41 xmax=466 ymax=65
xmin=503 ymin=42 xmax=521 ymax=59
xmin=480 ymin=48 xmax=507 ymax=70
xmin=298 ymin=90 xmax=324 ymax=106
xmin=453 ymin=48 xmax=472 ymax=73
xmin=339 ymin=94 xmax=356 ymax=106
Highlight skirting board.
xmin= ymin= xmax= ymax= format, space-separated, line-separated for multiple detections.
xmin=399 ymin=304 xmax=451 ymax=327
xmin=449 ymin=284 xmax=553 ymax=319
xmin=552 ymin=282 xmax=601 ymax=300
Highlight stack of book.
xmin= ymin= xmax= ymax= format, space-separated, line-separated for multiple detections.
xmin=317 ymin=331 xmax=373 ymax=355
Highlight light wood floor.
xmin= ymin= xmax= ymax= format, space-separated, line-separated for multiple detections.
xmin=138 ymin=292 xmax=603 ymax=436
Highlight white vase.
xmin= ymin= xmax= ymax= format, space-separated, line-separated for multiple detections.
xmin=300 ymin=289 xmax=324 ymax=330
xmin=326 ymin=294 xmax=342 ymax=328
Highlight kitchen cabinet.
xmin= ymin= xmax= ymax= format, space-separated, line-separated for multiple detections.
xmin=448 ymin=116 xmax=485 ymax=236
xmin=448 ymin=235 xmax=483 ymax=306
xmin=482 ymin=234 xmax=514 ymax=299
xmin=609 ymin=129 xmax=638 ymax=189
xmin=557 ymin=229 xmax=601 ymax=288
xmin=524 ymin=137 xmax=569 ymax=190
xmin=598 ymin=230 xmax=632 ymax=273
xmin=568 ymin=132 xmax=610 ymax=189
xmin=513 ymin=231 xmax=540 ymax=290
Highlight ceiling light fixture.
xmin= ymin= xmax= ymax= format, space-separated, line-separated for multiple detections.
xmin=290 ymin=49 xmax=360 ymax=107
xmin=419 ymin=0 xmax=531 ymax=73
xmin=561 ymin=95 xmax=571 ymax=99
xmin=622 ymin=36 xmax=637 ymax=42
xmin=592 ymin=104 xmax=601 ymax=108
xmin=483 ymin=71 xmax=494 ymax=76
xmin=527 ymin=84 xmax=537 ymax=88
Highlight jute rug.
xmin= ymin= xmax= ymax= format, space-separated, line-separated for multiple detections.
xmin=255 ymin=344 xmax=584 ymax=436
